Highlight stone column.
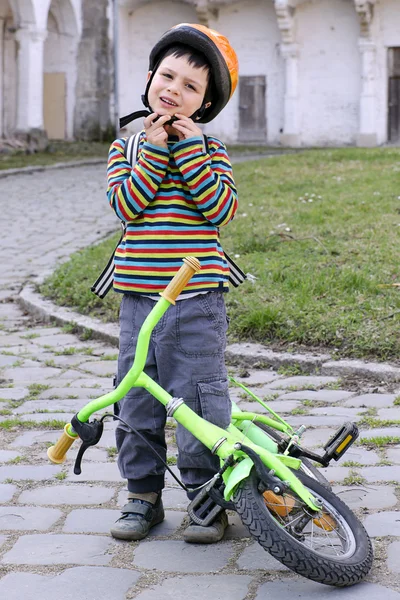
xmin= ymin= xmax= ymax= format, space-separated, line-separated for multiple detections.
xmin=358 ymin=39 xmax=377 ymax=146
xmin=280 ymin=42 xmax=300 ymax=147
xmin=274 ymin=0 xmax=301 ymax=147
xmin=0 ymin=18 xmax=4 ymax=137
xmin=354 ymin=0 xmax=377 ymax=146
xmin=15 ymin=26 xmax=47 ymax=135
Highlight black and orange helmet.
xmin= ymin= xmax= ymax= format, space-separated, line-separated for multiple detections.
xmin=147 ymin=23 xmax=238 ymax=123
xmin=120 ymin=23 xmax=239 ymax=128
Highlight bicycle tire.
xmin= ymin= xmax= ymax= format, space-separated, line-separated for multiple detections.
xmin=233 ymin=469 xmax=373 ymax=587
xmin=254 ymin=422 xmax=332 ymax=490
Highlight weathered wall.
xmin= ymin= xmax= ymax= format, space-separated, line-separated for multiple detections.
xmin=73 ymin=0 xmax=113 ymax=140
xmin=297 ymin=0 xmax=361 ymax=146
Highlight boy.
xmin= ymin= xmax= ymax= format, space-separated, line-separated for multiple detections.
xmin=107 ymin=24 xmax=239 ymax=544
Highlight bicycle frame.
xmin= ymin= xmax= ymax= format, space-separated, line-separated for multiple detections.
xmin=48 ymin=259 xmax=321 ymax=513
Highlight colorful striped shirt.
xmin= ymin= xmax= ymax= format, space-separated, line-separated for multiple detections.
xmin=107 ymin=132 xmax=238 ymax=295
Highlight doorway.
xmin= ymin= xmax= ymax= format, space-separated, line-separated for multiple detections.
xmin=238 ymin=75 xmax=267 ymax=142
xmin=388 ymin=48 xmax=400 ymax=143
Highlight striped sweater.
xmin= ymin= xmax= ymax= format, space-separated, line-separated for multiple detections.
xmin=107 ymin=132 xmax=238 ymax=295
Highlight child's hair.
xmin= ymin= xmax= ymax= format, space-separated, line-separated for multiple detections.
xmin=159 ymin=43 xmax=211 ymax=78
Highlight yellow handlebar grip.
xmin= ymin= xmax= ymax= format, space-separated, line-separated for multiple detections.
xmin=160 ymin=257 xmax=201 ymax=304
xmin=47 ymin=424 xmax=77 ymax=464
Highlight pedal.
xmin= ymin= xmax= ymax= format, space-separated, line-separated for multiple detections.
xmin=187 ymin=482 xmax=225 ymax=527
xmin=321 ymin=422 xmax=359 ymax=464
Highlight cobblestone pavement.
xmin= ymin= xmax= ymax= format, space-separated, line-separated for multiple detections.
xmin=1 ymin=166 xmax=400 ymax=599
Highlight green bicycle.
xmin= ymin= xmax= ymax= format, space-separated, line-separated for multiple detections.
xmin=48 ymin=257 xmax=373 ymax=587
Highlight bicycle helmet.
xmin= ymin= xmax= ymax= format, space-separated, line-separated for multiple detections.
xmin=120 ymin=23 xmax=238 ymax=128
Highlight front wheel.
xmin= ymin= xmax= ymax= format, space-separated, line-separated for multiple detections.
xmin=233 ymin=469 xmax=373 ymax=587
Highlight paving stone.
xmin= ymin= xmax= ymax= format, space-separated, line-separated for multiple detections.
xmin=343 ymin=394 xmax=398 ymax=408
xmin=333 ymin=485 xmax=398 ymax=509
xmin=0 ymin=387 xmax=28 ymax=401
xmin=149 ymin=511 xmax=185 ymax=536
xmin=255 ymin=580 xmax=400 ymax=599
xmin=134 ymin=574 xmax=252 ymax=600
xmin=236 ymin=400 xmax=301 ymax=414
xmin=1 ymin=534 xmax=113 ymax=565
xmin=278 ymin=389 xmax=355 ymax=403
xmin=386 ymin=447 xmax=400 ymax=463
xmin=378 ymin=408 xmax=400 ymax=420
xmin=20 ymin=412 xmax=73 ymax=423
xmin=224 ymin=512 xmax=251 ymax=540
xmin=158 ymin=487 xmax=189 ymax=510
xmin=1 ymin=366 xmax=62 ymax=382
xmin=310 ymin=407 xmax=365 ymax=419
xmin=337 ymin=447 xmax=380 ymax=466
xmin=14 ymin=399 xmax=85 ymax=414
xmin=67 ymin=462 xmax=121 ymax=482
xmin=0 ymin=354 xmax=20 ymax=367
xmin=0 ymin=450 xmax=21 ymax=462
xmin=0 ymin=566 xmax=140 ymax=600
xmin=11 ymin=430 xmax=66 ymax=447
xmin=301 ymin=428 xmax=337 ymax=448
xmin=33 ymin=333 xmax=82 ymax=347
xmin=0 ymin=483 xmax=17 ymax=502
xmin=79 ymin=361 xmax=117 ymax=377
xmin=361 ymin=465 xmax=400 ymax=483
xmin=363 ymin=511 xmax=400 ymax=536
xmin=320 ymin=467 xmax=351 ymax=483
xmin=63 ymin=508 xmax=120 ymax=533
xmin=0 ymin=465 xmax=62 ymax=481
xmin=387 ymin=542 xmax=400 ymax=573
xmin=0 ymin=506 xmax=63 ymax=531
xmin=269 ymin=376 xmax=339 ymax=390
xmin=358 ymin=427 xmax=400 ymax=440
xmin=18 ymin=484 xmax=116 ymax=506
xmin=237 ymin=541 xmax=289 ymax=570
xmin=11 ymin=427 xmax=116 ymax=448
xmin=289 ymin=415 xmax=360 ymax=427
xmin=132 ymin=540 xmax=235 ymax=572
xmin=38 ymin=388 xmax=103 ymax=400
xmin=234 ymin=369 xmax=280 ymax=386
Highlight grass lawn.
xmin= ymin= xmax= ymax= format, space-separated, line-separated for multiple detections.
xmin=0 ymin=141 xmax=110 ymax=170
xmin=39 ymin=147 xmax=400 ymax=360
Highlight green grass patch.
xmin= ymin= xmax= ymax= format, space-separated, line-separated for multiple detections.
xmin=359 ymin=436 xmax=400 ymax=447
xmin=0 ymin=418 xmax=66 ymax=430
xmin=343 ymin=470 xmax=367 ymax=486
xmin=39 ymin=148 xmax=400 ymax=359
xmin=0 ymin=141 xmax=109 ymax=171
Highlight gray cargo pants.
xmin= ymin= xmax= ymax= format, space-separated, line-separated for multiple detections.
xmin=115 ymin=292 xmax=231 ymax=496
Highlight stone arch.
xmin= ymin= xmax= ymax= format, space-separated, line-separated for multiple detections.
xmin=7 ymin=0 xmax=36 ymax=26
xmin=43 ymin=0 xmax=80 ymax=139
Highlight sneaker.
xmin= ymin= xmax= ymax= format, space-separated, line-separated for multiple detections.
xmin=183 ymin=510 xmax=228 ymax=544
xmin=110 ymin=495 xmax=164 ymax=541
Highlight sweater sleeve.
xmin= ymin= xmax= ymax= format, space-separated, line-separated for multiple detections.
xmin=171 ymin=136 xmax=238 ymax=227
xmin=107 ymin=137 xmax=169 ymax=221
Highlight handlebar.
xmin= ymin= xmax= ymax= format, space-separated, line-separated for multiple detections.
xmin=47 ymin=424 xmax=77 ymax=464
xmin=47 ymin=256 xmax=201 ymax=467
xmin=160 ymin=257 xmax=200 ymax=304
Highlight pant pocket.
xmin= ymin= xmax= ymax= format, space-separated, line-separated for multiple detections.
xmin=176 ymin=378 xmax=231 ymax=458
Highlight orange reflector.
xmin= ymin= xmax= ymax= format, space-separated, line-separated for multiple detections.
xmin=313 ymin=512 xmax=337 ymax=531
xmin=263 ymin=490 xmax=295 ymax=517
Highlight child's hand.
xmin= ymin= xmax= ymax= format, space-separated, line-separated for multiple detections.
xmin=144 ymin=113 xmax=170 ymax=148
xmin=171 ymin=114 xmax=203 ymax=141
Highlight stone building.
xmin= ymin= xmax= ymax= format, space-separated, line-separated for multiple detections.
xmin=117 ymin=0 xmax=400 ymax=147
xmin=0 ymin=0 xmax=112 ymax=144
xmin=0 ymin=0 xmax=399 ymax=146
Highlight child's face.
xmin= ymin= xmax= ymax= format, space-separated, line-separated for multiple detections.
xmin=147 ymin=54 xmax=210 ymax=119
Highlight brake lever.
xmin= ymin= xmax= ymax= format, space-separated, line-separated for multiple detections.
xmin=71 ymin=415 xmax=104 ymax=475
